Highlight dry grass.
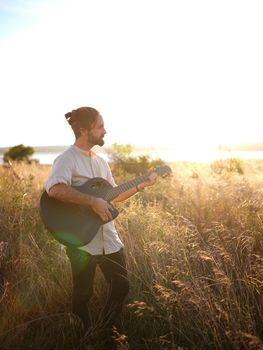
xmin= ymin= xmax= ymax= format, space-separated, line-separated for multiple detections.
xmin=0 ymin=159 xmax=262 ymax=349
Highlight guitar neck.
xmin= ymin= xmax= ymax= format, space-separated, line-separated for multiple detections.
xmin=105 ymin=175 xmax=148 ymax=201
xmin=104 ymin=165 xmax=171 ymax=201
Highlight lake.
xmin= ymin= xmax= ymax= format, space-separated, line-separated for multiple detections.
xmin=1 ymin=148 xmax=263 ymax=165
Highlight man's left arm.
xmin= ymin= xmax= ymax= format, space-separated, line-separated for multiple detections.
xmin=111 ymin=172 xmax=157 ymax=204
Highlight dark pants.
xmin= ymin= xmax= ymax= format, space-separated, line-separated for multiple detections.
xmin=66 ymin=247 xmax=130 ymax=329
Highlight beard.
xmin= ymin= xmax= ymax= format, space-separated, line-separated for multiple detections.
xmin=87 ymin=132 xmax=105 ymax=147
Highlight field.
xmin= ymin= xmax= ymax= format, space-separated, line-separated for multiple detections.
xmin=0 ymin=159 xmax=262 ymax=349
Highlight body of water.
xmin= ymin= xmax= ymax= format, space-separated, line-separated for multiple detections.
xmin=1 ymin=149 xmax=263 ymax=165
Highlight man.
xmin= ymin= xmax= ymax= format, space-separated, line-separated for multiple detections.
xmin=44 ymin=107 xmax=157 ymax=339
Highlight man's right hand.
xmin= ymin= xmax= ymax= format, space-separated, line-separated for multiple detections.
xmin=48 ymin=184 xmax=113 ymax=222
xmin=91 ymin=197 xmax=113 ymax=222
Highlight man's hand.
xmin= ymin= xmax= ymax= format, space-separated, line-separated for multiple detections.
xmin=91 ymin=197 xmax=113 ymax=222
xmin=139 ymin=170 xmax=158 ymax=190
xmin=48 ymin=183 xmax=113 ymax=222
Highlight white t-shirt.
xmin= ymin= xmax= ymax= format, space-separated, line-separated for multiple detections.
xmin=45 ymin=145 xmax=124 ymax=255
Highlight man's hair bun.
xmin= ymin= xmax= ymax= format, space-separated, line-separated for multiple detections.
xmin=65 ymin=112 xmax=73 ymax=125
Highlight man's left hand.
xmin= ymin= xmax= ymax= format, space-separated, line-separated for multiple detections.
xmin=141 ymin=169 xmax=158 ymax=189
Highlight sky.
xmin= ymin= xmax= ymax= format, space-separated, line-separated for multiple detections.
xmin=0 ymin=0 xmax=263 ymax=155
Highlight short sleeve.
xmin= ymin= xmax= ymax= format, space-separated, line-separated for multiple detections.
xmin=45 ymin=153 xmax=74 ymax=193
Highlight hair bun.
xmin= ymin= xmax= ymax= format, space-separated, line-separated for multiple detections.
xmin=65 ymin=112 xmax=73 ymax=125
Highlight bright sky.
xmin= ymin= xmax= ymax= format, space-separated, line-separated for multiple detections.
xmin=0 ymin=0 xmax=263 ymax=154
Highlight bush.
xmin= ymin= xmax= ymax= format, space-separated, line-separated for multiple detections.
xmin=3 ymin=144 xmax=35 ymax=164
xmin=108 ymin=143 xmax=165 ymax=177
xmin=211 ymin=157 xmax=244 ymax=175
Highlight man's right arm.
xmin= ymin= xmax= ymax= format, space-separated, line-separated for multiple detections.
xmin=48 ymin=183 xmax=113 ymax=222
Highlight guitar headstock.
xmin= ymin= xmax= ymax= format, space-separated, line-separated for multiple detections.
xmin=152 ymin=165 xmax=172 ymax=178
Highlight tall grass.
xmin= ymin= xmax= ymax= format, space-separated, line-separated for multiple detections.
xmin=0 ymin=160 xmax=262 ymax=349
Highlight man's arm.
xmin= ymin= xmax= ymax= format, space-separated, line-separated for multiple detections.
xmin=112 ymin=172 xmax=158 ymax=204
xmin=48 ymin=183 xmax=113 ymax=222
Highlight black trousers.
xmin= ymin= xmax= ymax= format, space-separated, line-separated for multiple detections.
xmin=66 ymin=247 xmax=130 ymax=329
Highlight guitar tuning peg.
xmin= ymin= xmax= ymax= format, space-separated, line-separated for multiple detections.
xmin=162 ymin=173 xmax=169 ymax=178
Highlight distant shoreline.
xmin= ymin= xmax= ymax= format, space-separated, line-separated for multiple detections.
xmin=1 ymin=143 xmax=263 ymax=154
xmin=1 ymin=148 xmax=263 ymax=165
xmin=0 ymin=142 xmax=263 ymax=155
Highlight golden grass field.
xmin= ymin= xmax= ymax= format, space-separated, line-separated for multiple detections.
xmin=0 ymin=159 xmax=262 ymax=349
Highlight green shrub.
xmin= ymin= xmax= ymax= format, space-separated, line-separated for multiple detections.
xmin=108 ymin=143 xmax=165 ymax=177
xmin=3 ymin=144 xmax=35 ymax=164
xmin=211 ymin=157 xmax=244 ymax=175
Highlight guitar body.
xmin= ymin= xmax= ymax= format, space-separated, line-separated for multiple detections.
xmin=40 ymin=177 xmax=119 ymax=247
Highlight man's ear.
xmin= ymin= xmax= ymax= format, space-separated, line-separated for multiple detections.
xmin=79 ymin=127 xmax=88 ymax=136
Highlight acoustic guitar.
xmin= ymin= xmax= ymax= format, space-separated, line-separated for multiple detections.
xmin=39 ymin=165 xmax=172 ymax=247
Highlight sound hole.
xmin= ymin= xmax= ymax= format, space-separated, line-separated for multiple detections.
xmin=92 ymin=181 xmax=105 ymax=189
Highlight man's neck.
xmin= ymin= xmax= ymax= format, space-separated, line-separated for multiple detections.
xmin=74 ymin=139 xmax=92 ymax=152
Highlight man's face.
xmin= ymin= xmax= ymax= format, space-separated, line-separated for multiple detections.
xmin=87 ymin=114 xmax=106 ymax=146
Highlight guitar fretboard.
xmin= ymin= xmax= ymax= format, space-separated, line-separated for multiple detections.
xmin=105 ymin=175 xmax=147 ymax=201
xmin=104 ymin=165 xmax=171 ymax=201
